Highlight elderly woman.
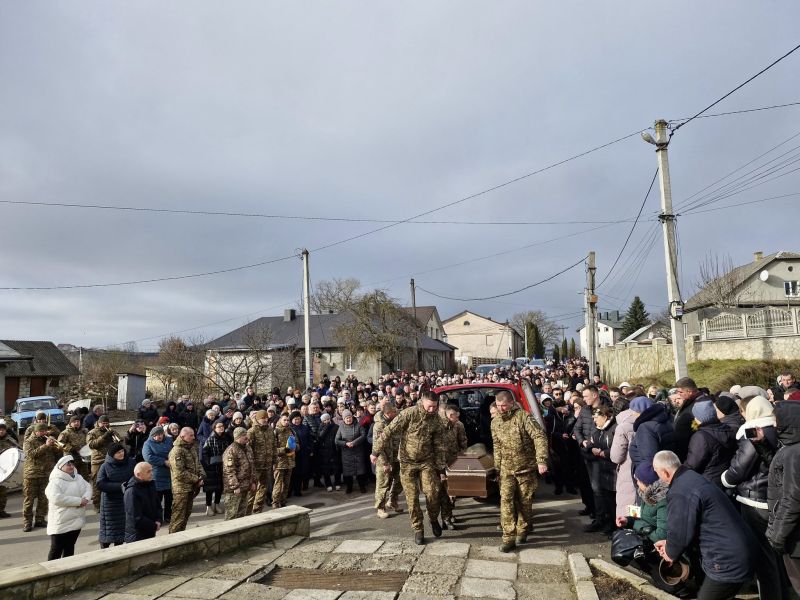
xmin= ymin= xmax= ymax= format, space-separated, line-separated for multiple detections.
xmin=202 ymin=419 xmax=231 ymax=516
xmin=335 ymin=409 xmax=367 ymax=494
xmin=142 ymin=426 xmax=173 ymax=524
xmin=45 ymin=455 xmax=92 ymax=560
xmin=96 ymin=443 xmax=135 ymax=548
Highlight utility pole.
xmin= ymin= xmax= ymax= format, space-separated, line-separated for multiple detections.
xmin=585 ymin=251 xmax=597 ymax=379
xmin=302 ymin=249 xmax=312 ymax=389
xmin=410 ymin=278 xmax=420 ymax=372
xmin=649 ymin=120 xmax=688 ymax=381
xmin=523 ymin=321 xmax=529 ymax=359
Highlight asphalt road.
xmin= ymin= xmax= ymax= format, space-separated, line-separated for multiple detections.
xmin=0 ymin=481 xmax=610 ymax=569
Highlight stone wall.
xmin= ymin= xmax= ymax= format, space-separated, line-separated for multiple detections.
xmin=0 ymin=505 xmax=310 ymax=599
xmin=598 ymin=334 xmax=800 ymax=384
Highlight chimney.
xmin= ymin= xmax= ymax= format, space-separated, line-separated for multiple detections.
xmin=754 ymin=251 xmax=763 ymax=263
xmin=612 ymin=310 xmax=620 ymax=322
xmin=283 ymin=309 xmax=296 ymax=322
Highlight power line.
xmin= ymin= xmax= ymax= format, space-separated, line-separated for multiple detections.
xmin=417 ymin=255 xmax=586 ymax=302
xmin=596 ymin=168 xmax=659 ymax=289
xmin=670 ymin=42 xmax=800 ymax=135
xmin=668 ymin=100 xmax=800 ymax=123
xmin=682 ymin=192 xmax=800 ymax=216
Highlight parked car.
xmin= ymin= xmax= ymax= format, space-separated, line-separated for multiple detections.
xmin=474 ymin=364 xmax=497 ymax=376
xmin=11 ymin=395 xmax=66 ymax=434
xmin=527 ymin=358 xmax=547 ymax=370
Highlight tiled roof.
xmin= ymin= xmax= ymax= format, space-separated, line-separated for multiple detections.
xmin=0 ymin=340 xmax=80 ymax=377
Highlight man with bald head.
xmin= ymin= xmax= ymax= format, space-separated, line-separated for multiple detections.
xmin=123 ymin=462 xmax=162 ymax=542
xmin=167 ymin=427 xmax=204 ymax=532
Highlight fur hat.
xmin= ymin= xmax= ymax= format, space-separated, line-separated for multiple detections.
xmin=254 ymin=410 xmax=268 ymax=420
xmin=320 ymin=413 xmax=331 ymax=422
xmin=289 ymin=410 xmax=302 ymax=421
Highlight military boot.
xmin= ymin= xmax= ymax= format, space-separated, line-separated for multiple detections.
xmin=499 ymin=540 xmax=516 ymax=553
xmin=516 ymin=531 xmax=528 ymax=545
xmin=430 ymin=520 xmax=442 ymax=538
xmin=376 ymin=509 xmax=389 ymax=519
xmin=414 ymin=530 xmax=425 ymax=545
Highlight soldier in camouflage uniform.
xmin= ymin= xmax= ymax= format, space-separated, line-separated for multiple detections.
xmin=491 ymin=390 xmax=549 ymax=552
xmin=58 ymin=416 xmax=89 ymax=480
xmin=373 ymin=403 xmax=402 ymax=519
xmin=86 ymin=415 xmax=115 ymax=510
xmin=22 ymin=423 xmax=62 ymax=531
xmin=371 ymin=391 xmax=446 ymax=545
xmin=24 ymin=412 xmax=59 ymax=441
xmin=168 ymin=427 xmax=204 ymax=532
xmin=0 ymin=423 xmax=20 ymax=518
xmin=222 ymin=427 xmax=255 ymax=520
xmin=439 ymin=404 xmax=468 ymax=529
xmin=248 ymin=410 xmax=276 ymax=513
xmin=272 ymin=413 xmax=296 ymax=509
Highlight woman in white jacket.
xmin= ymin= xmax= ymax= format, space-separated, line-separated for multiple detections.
xmin=45 ymin=454 xmax=92 ymax=560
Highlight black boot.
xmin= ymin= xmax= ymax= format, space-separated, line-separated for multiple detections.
xmin=414 ymin=530 xmax=425 ymax=545
xmin=430 ymin=520 xmax=442 ymax=538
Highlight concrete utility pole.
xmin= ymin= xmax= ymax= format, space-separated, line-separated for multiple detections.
xmin=585 ymin=251 xmax=597 ymax=379
xmin=649 ymin=120 xmax=689 ymax=381
xmin=410 ymin=278 xmax=420 ymax=372
xmin=523 ymin=321 xmax=529 ymax=359
xmin=302 ymin=249 xmax=312 ymax=389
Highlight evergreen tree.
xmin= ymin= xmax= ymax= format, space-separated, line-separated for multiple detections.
xmin=530 ymin=323 xmax=545 ymax=359
xmin=561 ymin=338 xmax=568 ymax=360
xmin=620 ymin=296 xmax=651 ymax=339
xmin=568 ymin=338 xmax=577 ymax=359
xmin=552 ymin=345 xmax=560 ymax=363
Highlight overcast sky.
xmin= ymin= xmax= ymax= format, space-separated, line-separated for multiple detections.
xmin=1 ymin=2 xmax=798 ymax=351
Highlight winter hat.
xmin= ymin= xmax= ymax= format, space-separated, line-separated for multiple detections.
xmin=744 ymin=396 xmax=774 ymax=422
xmin=158 ymin=416 xmax=170 ymax=426
xmin=232 ymin=411 xmax=244 ymax=421
xmin=634 ymin=462 xmax=659 ymax=486
xmin=320 ymin=413 xmax=331 ymax=422
xmin=98 ymin=415 xmax=110 ymax=424
xmin=539 ymin=393 xmax=552 ymax=402
xmin=108 ymin=443 xmax=125 ymax=457
xmin=56 ymin=455 xmax=75 ymax=470
xmin=738 ymin=386 xmax=768 ymax=402
xmin=341 ymin=409 xmax=353 ymax=419
xmin=254 ymin=410 xmax=268 ymax=420
xmin=629 ymin=396 xmax=653 ymax=414
xmin=0 ymin=423 xmax=6 ymax=430
xmin=34 ymin=423 xmax=49 ymax=432
xmin=714 ymin=394 xmax=739 ymax=416
xmin=289 ymin=410 xmax=302 ymax=421
xmin=233 ymin=427 xmax=248 ymax=440
xmin=69 ymin=415 xmax=82 ymax=424
xmin=729 ymin=384 xmax=742 ymax=397
xmin=619 ymin=382 xmax=632 ymax=390
xmin=692 ymin=401 xmax=717 ymax=425
xmin=150 ymin=426 xmax=165 ymax=438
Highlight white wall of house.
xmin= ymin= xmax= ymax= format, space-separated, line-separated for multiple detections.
xmin=443 ymin=311 xmax=522 ymax=365
xmin=579 ymin=323 xmax=622 ymax=357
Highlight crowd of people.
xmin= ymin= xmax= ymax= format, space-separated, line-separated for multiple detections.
xmin=3 ymin=361 xmax=800 ymax=600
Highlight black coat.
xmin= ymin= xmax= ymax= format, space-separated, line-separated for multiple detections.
xmin=629 ymin=403 xmax=676 ymax=473
xmin=722 ymin=425 xmax=777 ymax=506
xmin=573 ymin=405 xmax=595 ymax=447
xmin=767 ymin=402 xmax=800 ymax=557
xmin=316 ymin=422 xmax=340 ymax=476
xmin=125 ymin=430 xmax=148 ymax=462
xmin=202 ymin=431 xmax=232 ymax=493
xmin=336 ymin=421 xmax=366 ymax=477
xmin=586 ymin=420 xmax=617 ymax=491
xmin=178 ymin=409 xmax=200 ymax=431
xmin=123 ymin=476 xmax=162 ymax=542
xmin=666 ymin=466 xmax=755 ymax=583
xmin=290 ymin=423 xmax=313 ymax=479
xmin=97 ymin=453 xmax=135 ymax=545
xmin=685 ymin=421 xmax=737 ymax=488
xmin=137 ymin=406 xmax=160 ymax=428
xmin=673 ymin=392 xmax=711 ymax=461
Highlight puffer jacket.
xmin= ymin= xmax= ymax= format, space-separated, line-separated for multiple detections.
xmin=315 ymin=421 xmax=339 ymax=476
xmin=45 ymin=466 xmax=92 ymax=535
xmin=142 ymin=433 xmax=173 ymax=492
xmin=336 ymin=421 xmax=366 ymax=477
xmin=291 ymin=422 xmax=313 ymax=479
xmin=196 ymin=416 xmax=216 ymax=453
xmin=629 ymin=403 xmax=676 ymax=475
xmin=767 ymin=401 xmax=800 ymax=556
xmin=97 ymin=452 xmax=135 ymax=545
xmin=722 ymin=421 xmax=778 ymax=509
xmin=123 ymin=475 xmax=161 ymax=542
xmin=274 ymin=424 xmax=296 ymax=470
xmin=610 ymin=409 xmax=637 ymax=517
xmin=627 ymin=479 xmax=669 ymax=543
xmin=685 ymin=421 xmax=737 ymax=488
xmin=573 ymin=405 xmax=595 ymax=447
xmin=303 ymin=414 xmax=322 ymax=442
xmin=125 ymin=429 xmax=147 ymax=462
xmin=202 ymin=430 xmax=232 ymax=493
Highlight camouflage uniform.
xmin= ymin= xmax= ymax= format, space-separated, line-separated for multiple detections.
xmin=272 ymin=425 xmax=295 ymax=509
xmin=491 ymin=406 xmax=549 ymax=544
xmin=168 ymin=437 xmax=204 ymax=532
xmin=373 ymin=403 xmax=446 ymax=533
xmin=222 ymin=441 xmax=255 ymax=520
xmin=372 ymin=411 xmax=401 ymax=510
xmin=248 ymin=422 xmax=276 ymax=513
xmin=58 ymin=427 xmax=89 ymax=479
xmin=86 ymin=426 xmax=115 ymax=509
xmin=0 ymin=432 xmax=19 ymax=515
xmin=23 ymin=422 xmax=59 ymax=441
xmin=439 ymin=417 xmax=468 ymax=521
xmin=22 ymin=434 xmax=61 ymax=527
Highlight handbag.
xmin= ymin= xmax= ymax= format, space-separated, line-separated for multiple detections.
xmin=610 ymin=529 xmax=645 ymax=567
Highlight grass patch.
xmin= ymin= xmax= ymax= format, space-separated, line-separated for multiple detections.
xmin=643 ymin=359 xmax=800 ymax=393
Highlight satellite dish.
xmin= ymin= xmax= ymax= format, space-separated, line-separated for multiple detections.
xmin=759 ymin=270 xmax=769 ymax=282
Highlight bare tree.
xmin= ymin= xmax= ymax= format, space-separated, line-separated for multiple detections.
xmin=695 ymin=253 xmax=743 ymax=308
xmin=78 ymin=345 xmax=143 ymax=409
xmin=647 ymin=308 xmax=673 ymax=342
xmin=305 ymin=278 xmax=361 ymax=314
xmin=509 ymin=310 xmax=560 ymax=347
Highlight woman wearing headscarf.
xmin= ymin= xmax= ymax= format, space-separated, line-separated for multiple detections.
xmin=142 ymin=426 xmax=173 ymax=524
xmin=225 ymin=412 xmax=246 ymax=438
xmin=96 ymin=443 xmax=135 ymax=548
xmin=316 ymin=413 xmax=341 ymax=491
xmin=201 ymin=419 xmax=231 ymax=516
xmin=335 ymin=409 xmax=367 ymax=494
xmin=45 ymin=455 xmax=92 ymax=560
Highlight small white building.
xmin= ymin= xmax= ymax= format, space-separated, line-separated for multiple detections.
xmin=442 ymin=310 xmax=523 ymax=366
xmin=117 ymin=372 xmax=146 ymax=410
xmin=578 ymin=311 xmax=625 ymax=357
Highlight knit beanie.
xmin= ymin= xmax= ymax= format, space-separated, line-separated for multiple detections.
xmin=634 ymin=462 xmax=659 ymax=486
xmin=150 ymin=426 xmax=165 ymax=438
xmin=692 ymin=401 xmax=717 ymax=425
xmin=744 ymin=396 xmax=774 ymax=422
xmin=98 ymin=415 xmax=110 ymax=424
xmin=320 ymin=413 xmax=331 ymax=422
xmin=108 ymin=443 xmax=125 ymax=457
xmin=341 ymin=409 xmax=353 ymax=419
xmin=714 ymin=394 xmax=739 ymax=416
xmin=56 ymin=455 xmax=75 ymax=470
xmin=289 ymin=410 xmax=302 ymax=421
xmin=232 ymin=411 xmax=244 ymax=421
xmin=629 ymin=396 xmax=653 ymax=414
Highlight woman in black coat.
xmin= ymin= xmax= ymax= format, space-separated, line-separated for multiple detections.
xmin=162 ymin=401 xmax=180 ymax=424
xmin=584 ymin=405 xmax=617 ymax=536
xmin=316 ymin=414 xmax=341 ymax=491
xmin=335 ymin=410 xmax=367 ymax=493
xmin=684 ymin=400 xmax=737 ymax=489
xmin=96 ymin=443 xmax=135 ymax=548
xmin=289 ymin=411 xmax=313 ymax=497
xmin=549 ymin=398 xmax=578 ymax=495
xmin=201 ymin=420 xmax=231 ymax=516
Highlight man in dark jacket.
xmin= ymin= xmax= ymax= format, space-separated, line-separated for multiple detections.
xmin=672 ymin=377 xmax=711 ymax=461
xmin=123 ymin=462 xmax=162 ymax=542
xmin=629 ymin=402 xmax=676 ymax=485
xmin=654 ymin=450 xmax=755 ymax=600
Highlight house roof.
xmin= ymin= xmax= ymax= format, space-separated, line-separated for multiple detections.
xmin=205 ymin=313 xmax=456 ymax=353
xmin=0 ymin=340 xmax=80 ymax=377
xmin=684 ymin=251 xmax=800 ymax=312
xmin=401 ymin=306 xmax=438 ymax=328
xmin=576 ymin=319 xmax=625 ymax=333
xmin=442 ymin=309 xmax=507 ymax=326
xmin=620 ymin=323 xmax=656 ymax=343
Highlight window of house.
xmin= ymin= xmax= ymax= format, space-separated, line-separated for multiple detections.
xmin=604 ymin=327 xmax=609 ymax=332
xmin=785 ymin=281 xmax=799 ymax=297
xmin=345 ymin=354 xmax=355 ymax=372
xmin=463 ymin=320 xmax=470 ymax=326
xmin=485 ymin=335 xmax=493 ymax=346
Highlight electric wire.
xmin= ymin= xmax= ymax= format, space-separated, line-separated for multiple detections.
xmin=668 ymin=100 xmax=800 ymax=124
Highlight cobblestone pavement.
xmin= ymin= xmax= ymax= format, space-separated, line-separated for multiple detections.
xmin=58 ymin=535 xmax=582 ymax=600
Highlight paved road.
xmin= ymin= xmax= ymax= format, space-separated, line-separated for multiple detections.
xmin=0 ymin=482 xmax=609 ymax=569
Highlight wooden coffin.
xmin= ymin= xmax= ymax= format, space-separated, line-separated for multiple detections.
xmin=446 ymin=443 xmax=498 ymax=498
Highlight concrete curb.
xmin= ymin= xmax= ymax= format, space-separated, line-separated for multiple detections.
xmin=567 ymin=553 xmax=599 ymax=600
xmin=590 ymin=558 xmax=679 ymax=599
